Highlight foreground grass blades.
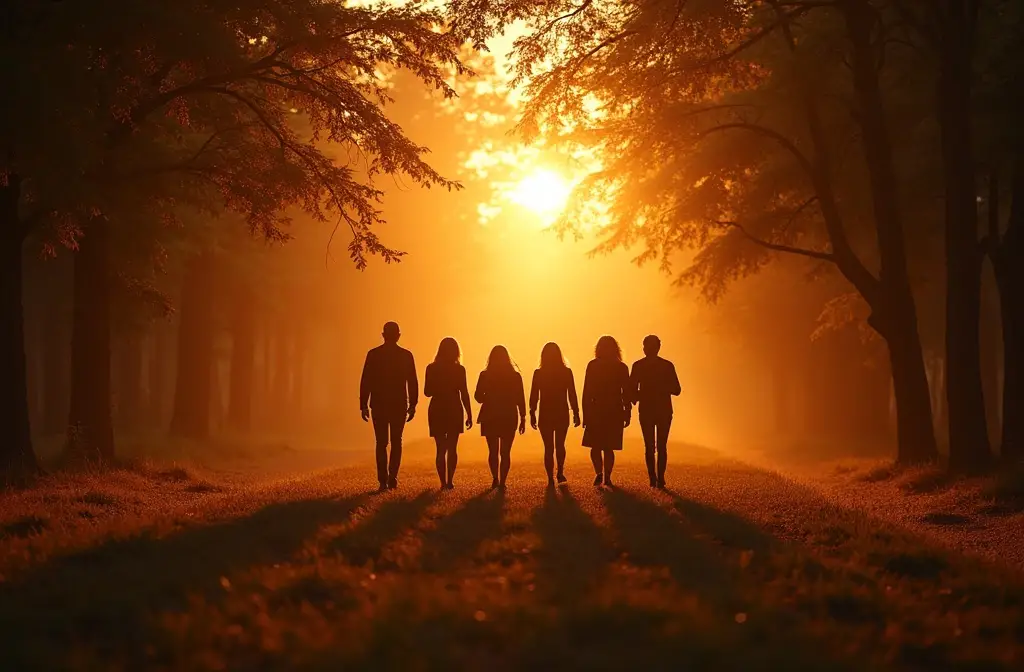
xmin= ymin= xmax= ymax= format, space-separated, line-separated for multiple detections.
xmin=0 ymin=447 xmax=1022 ymax=670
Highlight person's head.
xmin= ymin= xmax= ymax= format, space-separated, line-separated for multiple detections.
xmin=434 ymin=337 xmax=461 ymax=365
xmin=486 ymin=345 xmax=518 ymax=373
xmin=643 ymin=335 xmax=661 ymax=357
xmin=540 ymin=342 xmax=567 ymax=370
xmin=594 ymin=335 xmax=622 ymax=362
xmin=382 ymin=321 xmax=401 ymax=344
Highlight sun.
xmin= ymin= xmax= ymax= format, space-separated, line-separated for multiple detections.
xmin=506 ymin=168 xmax=573 ymax=222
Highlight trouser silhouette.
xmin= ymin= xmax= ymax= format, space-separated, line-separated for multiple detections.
xmin=372 ymin=410 xmax=406 ymax=485
xmin=640 ymin=413 xmax=672 ymax=483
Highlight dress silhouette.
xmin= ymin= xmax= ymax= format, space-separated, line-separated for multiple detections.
xmin=424 ymin=337 xmax=473 ymax=490
xmin=582 ymin=335 xmax=630 ymax=487
xmin=529 ymin=342 xmax=580 ymax=485
xmin=359 ymin=321 xmax=418 ymax=491
xmin=475 ymin=345 xmax=526 ymax=488
xmin=630 ymin=335 xmax=681 ymax=488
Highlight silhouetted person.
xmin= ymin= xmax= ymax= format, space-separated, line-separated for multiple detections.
xmin=359 ymin=321 xmax=417 ymax=491
xmin=424 ymin=337 xmax=473 ymax=490
xmin=529 ymin=342 xmax=580 ymax=486
xmin=475 ymin=345 xmax=526 ymax=489
xmin=630 ymin=335 xmax=681 ymax=488
xmin=582 ymin=335 xmax=630 ymax=487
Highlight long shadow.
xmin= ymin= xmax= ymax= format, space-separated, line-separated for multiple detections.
xmin=0 ymin=492 xmax=370 ymax=667
xmin=328 ymin=489 xmax=436 ymax=570
xmin=532 ymin=485 xmax=611 ymax=603
xmin=600 ymin=487 xmax=743 ymax=613
xmin=665 ymin=488 xmax=777 ymax=557
xmin=418 ymin=489 xmax=505 ymax=572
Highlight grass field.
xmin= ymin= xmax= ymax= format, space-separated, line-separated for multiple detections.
xmin=1 ymin=436 xmax=1022 ymax=670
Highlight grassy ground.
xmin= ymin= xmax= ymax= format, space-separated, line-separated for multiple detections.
xmin=1 ymin=437 xmax=1023 ymax=670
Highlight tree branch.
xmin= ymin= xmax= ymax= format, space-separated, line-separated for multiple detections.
xmin=698 ymin=122 xmax=815 ymax=178
xmin=717 ymin=219 xmax=836 ymax=262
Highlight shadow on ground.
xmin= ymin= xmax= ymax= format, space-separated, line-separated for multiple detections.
xmin=0 ymin=493 xmax=371 ymax=667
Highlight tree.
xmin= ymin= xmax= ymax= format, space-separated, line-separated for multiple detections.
xmin=493 ymin=0 xmax=939 ymax=462
xmin=2 ymin=0 xmax=478 ymax=468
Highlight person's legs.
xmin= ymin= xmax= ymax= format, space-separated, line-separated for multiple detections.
xmin=486 ymin=435 xmax=500 ymax=486
xmin=657 ymin=416 xmax=672 ymax=486
xmin=590 ymin=447 xmax=603 ymax=485
xmin=541 ymin=427 xmax=556 ymax=483
xmin=371 ymin=411 xmax=390 ymax=488
xmin=446 ymin=437 xmax=459 ymax=486
xmin=434 ymin=437 xmax=447 ymax=487
xmin=387 ymin=414 xmax=406 ymax=488
xmin=554 ymin=426 xmax=568 ymax=481
xmin=498 ymin=433 xmax=514 ymax=486
xmin=603 ymin=449 xmax=616 ymax=485
xmin=640 ymin=414 xmax=657 ymax=486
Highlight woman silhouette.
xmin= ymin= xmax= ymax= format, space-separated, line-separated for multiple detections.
xmin=475 ymin=345 xmax=526 ymax=489
xmin=529 ymin=342 xmax=580 ymax=486
xmin=424 ymin=337 xmax=473 ymax=490
xmin=582 ymin=335 xmax=631 ymax=487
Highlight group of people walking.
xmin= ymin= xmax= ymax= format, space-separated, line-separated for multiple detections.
xmin=359 ymin=322 xmax=681 ymax=493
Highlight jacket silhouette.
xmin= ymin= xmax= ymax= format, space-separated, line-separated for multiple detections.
xmin=359 ymin=323 xmax=418 ymax=490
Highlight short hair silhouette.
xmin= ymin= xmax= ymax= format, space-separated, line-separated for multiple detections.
xmin=540 ymin=342 xmax=568 ymax=369
xmin=595 ymin=335 xmax=622 ymax=361
xmin=643 ymin=335 xmax=661 ymax=356
xmin=382 ymin=321 xmax=401 ymax=343
xmin=434 ymin=337 xmax=461 ymax=365
xmin=486 ymin=344 xmax=518 ymax=372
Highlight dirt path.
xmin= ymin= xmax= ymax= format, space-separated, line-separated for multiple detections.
xmin=1 ymin=444 xmax=1022 ymax=670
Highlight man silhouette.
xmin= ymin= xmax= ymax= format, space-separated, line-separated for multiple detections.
xmin=630 ymin=335 xmax=681 ymax=488
xmin=360 ymin=321 xmax=418 ymax=491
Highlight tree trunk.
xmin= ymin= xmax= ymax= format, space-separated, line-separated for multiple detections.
xmin=227 ymin=282 xmax=255 ymax=432
xmin=271 ymin=321 xmax=291 ymax=430
xmin=66 ymin=217 xmax=116 ymax=463
xmin=169 ymin=255 xmax=215 ymax=439
xmin=0 ymin=178 xmax=40 ymax=481
xmin=148 ymin=320 xmax=171 ymax=429
xmin=290 ymin=323 xmax=305 ymax=428
xmin=843 ymin=0 xmax=938 ymax=463
xmin=883 ymin=320 xmax=941 ymax=464
xmin=995 ymin=158 xmax=1024 ymax=461
xmin=937 ymin=1 xmax=992 ymax=472
xmin=40 ymin=303 xmax=70 ymax=435
xmin=114 ymin=330 xmax=144 ymax=431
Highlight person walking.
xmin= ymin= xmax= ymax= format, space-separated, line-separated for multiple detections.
xmin=529 ymin=342 xmax=580 ymax=486
xmin=424 ymin=337 xmax=473 ymax=490
xmin=359 ymin=322 xmax=418 ymax=492
xmin=581 ymin=335 xmax=630 ymax=487
xmin=630 ymin=335 xmax=681 ymax=489
xmin=475 ymin=345 xmax=526 ymax=489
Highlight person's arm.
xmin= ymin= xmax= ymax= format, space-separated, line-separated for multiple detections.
xmin=517 ymin=373 xmax=527 ymax=418
xmin=670 ymin=362 xmax=682 ymax=396
xmin=529 ymin=370 xmax=540 ymax=429
xmin=581 ymin=362 xmax=593 ymax=426
xmin=406 ymin=351 xmax=419 ymax=419
xmin=474 ymin=371 xmax=487 ymax=404
xmin=517 ymin=372 xmax=527 ymax=434
xmin=359 ymin=352 xmax=372 ymax=418
xmin=621 ymin=363 xmax=632 ymax=427
xmin=423 ymin=364 xmax=435 ymax=398
xmin=628 ymin=361 xmax=640 ymax=405
xmin=460 ymin=366 xmax=473 ymax=428
xmin=568 ymin=369 xmax=581 ymax=426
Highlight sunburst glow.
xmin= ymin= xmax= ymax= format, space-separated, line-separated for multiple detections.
xmin=506 ymin=168 xmax=573 ymax=222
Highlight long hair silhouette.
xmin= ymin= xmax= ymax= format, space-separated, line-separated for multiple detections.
xmin=434 ymin=337 xmax=462 ymax=365
xmin=594 ymin=335 xmax=622 ymax=362
xmin=486 ymin=345 xmax=519 ymax=373
xmin=539 ymin=342 xmax=568 ymax=369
